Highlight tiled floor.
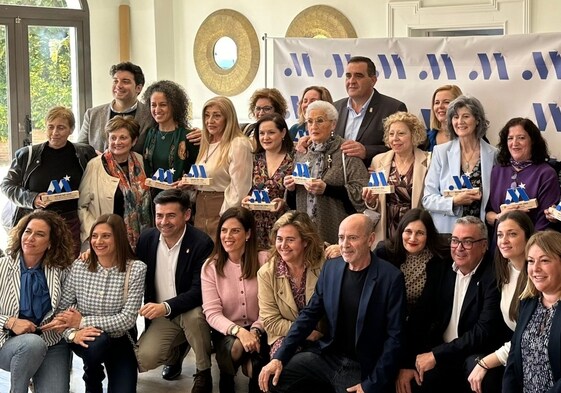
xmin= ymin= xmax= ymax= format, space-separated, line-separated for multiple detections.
xmin=0 ymin=347 xmax=250 ymax=392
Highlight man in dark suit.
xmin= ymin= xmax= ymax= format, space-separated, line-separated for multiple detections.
xmin=334 ymin=56 xmax=407 ymax=165
xmin=135 ymin=189 xmax=214 ymax=393
xmin=258 ymin=214 xmax=406 ymax=393
xmin=400 ymin=216 xmax=507 ymax=393
xmin=78 ymin=62 xmax=153 ymax=153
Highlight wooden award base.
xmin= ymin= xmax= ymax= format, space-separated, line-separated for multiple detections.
xmin=362 ymin=185 xmax=395 ymax=194
xmin=245 ymin=202 xmax=277 ymax=211
xmin=180 ymin=177 xmax=212 ymax=186
xmin=293 ymin=176 xmax=314 ymax=185
xmin=548 ymin=206 xmax=561 ymax=221
xmin=442 ymin=187 xmax=480 ymax=197
xmin=41 ymin=190 xmax=79 ymax=203
xmin=500 ymin=198 xmax=538 ymax=213
xmin=145 ymin=178 xmax=174 ymax=190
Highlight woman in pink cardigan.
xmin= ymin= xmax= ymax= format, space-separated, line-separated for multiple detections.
xmin=201 ymin=206 xmax=269 ymax=393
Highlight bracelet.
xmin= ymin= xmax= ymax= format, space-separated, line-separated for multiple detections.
xmin=475 ymin=356 xmax=489 ymax=370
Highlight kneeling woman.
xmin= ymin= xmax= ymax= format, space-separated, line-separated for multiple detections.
xmin=0 ymin=210 xmax=74 ymax=393
xmin=201 ymin=207 xmax=269 ymax=393
xmin=45 ymin=214 xmax=146 ymax=393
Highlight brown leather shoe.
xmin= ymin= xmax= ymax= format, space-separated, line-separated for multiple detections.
xmin=192 ymin=368 xmax=213 ymax=393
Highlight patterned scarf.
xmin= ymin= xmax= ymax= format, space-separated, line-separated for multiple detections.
xmin=509 ymin=158 xmax=533 ymax=171
xmin=306 ymin=136 xmax=335 ymax=220
xmin=103 ymin=151 xmax=152 ymax=249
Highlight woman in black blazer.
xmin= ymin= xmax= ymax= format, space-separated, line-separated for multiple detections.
xmin=503 ymin=230 xmax=561 ymax=392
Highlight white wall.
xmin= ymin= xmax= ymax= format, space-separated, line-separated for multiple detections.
xmin=86 ymin=0 xmax=561 ymax=126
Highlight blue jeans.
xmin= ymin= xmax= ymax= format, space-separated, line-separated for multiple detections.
xmin=71 ymin=332 xmax=137 ymax=393
xmin=33 ymin=339 xmax=71 ymax=393
xmin=269 ymin=349 xmax=361 ymax=393
xmin=0 ymin=333 xmax=47 ymax=393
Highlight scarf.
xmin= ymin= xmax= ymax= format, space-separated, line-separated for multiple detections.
xmin=103 ymin=151 xmax=152 ymax=249
xmin=143 ymin=126 xmax=188 ymax=181
xmin=19 ymin=256 xmax=51 ymax=325
xmin=509 ymin=158 xmax=533 ymax=171
xmin=306 ymin=136 xmax=335 ymax=220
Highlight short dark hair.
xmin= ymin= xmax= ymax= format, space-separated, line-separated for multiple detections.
xmin=104 ymin=115 xmax=140 ymax=141
xmin=110 ymin=62 xmax=145 ymax=87
xmin=8 ymin=210 xmax=74 ymax=270
xmin=496 ymin=117 xmax=549 ymax=165
xmin=348 ymin=56 xmax=376 ymax=77
xmin=87 ymin=214 xmax=135 ymax=273
xmin=153 ymin=188 xmax=191 ymax=211
xmin=253 ymin=113 xmax=294 ymax=154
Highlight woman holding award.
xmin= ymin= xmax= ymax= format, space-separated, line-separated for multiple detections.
xmin=485 ymin=117 xmax=559 ymax=231
xmin=242 ymin=113 xmax=294 ymax=250
xmin=283 ymin=100 xmax=369 ymax=244
xmin=142 ymin=80 xmax=199 ymax=184
xmin=422 ymin=96 xmax=497 ymax=234
xmin=362 ymin=112 xmax=429 ymax=242
xmin=1 ymin=106 xmax=96 ymax=256
xmin=192 ymin=96 xmax=253 ymax=239
xmin=78 ymin=116 xmax=152 ymax=250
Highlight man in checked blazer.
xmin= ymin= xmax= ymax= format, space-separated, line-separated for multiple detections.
xmin=135 ymin=189 xmax=214 ymax=393
xmin=333 ymin=56 xmax=407 ymax=165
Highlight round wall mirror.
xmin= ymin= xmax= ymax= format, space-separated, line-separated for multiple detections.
xmin=213 ymin=36 xmax=237 ymax=70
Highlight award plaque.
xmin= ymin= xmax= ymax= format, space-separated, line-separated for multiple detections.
xmin=180 ymin=164 xmax=212 ymax=186
xmin=363 ymin=171 xmax=394 ymax=194
xmin=145 ymin=168 xmax=175 ymax=190
xmin=499 ymin=184 xmax=538 ymax=212
xmin=442 ymin=175 xmax=480 ymax=197
xmin=245 ymin=188 xmax=277 ymax=211
xmin=41 ymin=175 xmax=79 ymax=202
xmin=548 ymin=202 xmax=561 ymax=221
xmin=292 ymin=162 xmax=314 ymax=185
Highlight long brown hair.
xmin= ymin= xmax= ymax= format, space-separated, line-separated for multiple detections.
xmin=494 ymin=211 xmax=533 ymax=321
xmin=208 ymin=207 xmax=259 ymax=279
xmin=87 ymin=214 xmax=135 ymax=272
xmin=8 ymin=210 xmax=74 ymax=270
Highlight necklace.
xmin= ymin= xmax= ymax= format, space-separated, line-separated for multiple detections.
xmin=461 ymin=146 xmax=480 ymax=174
xmin=204 ymin=143 xmax=220 ymax=163
xmin=158 ymin=129 xmax=175 ymax=140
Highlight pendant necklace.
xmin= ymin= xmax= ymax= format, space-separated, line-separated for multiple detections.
xmin=204 ymin=143 xmax=220 ymax=163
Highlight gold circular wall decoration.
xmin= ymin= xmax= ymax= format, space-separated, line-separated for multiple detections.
xmin=194 ymin=9 xmax=260 ymax=96
xmin=286 ymin=5 xmax=357 ymax=38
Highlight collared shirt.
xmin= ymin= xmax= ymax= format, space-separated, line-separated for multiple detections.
xmin=109 ymin=100 xmax=138 ymax=114
xmin=443 ymin=260 xmax=482 ymax=343
xmin=344 ymin=90 xmax=375 ymax=141
xmin=155 ymin=225 xmax=187 ymax=303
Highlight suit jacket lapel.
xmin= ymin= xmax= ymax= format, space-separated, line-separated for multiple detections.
xmin=355 ymin=93 xmax=378 ymax=142
xmin=335 ymin=104 xmax=350 ymax=138
xmin=412 ymin=149 xmax=429 ymax=207
xmin=327 ymin=261 xmax=345 ymax=328
xmin=550 ymin=301 xmax=561 ymax=380
xmin=175 ymin=233 xmax=191 ymax=285
xmin=278 ymin=276 xmax=298 ymax=316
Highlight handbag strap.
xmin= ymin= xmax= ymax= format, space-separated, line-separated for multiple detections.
xmin=122 ymin=261 xmax=132 ymax=303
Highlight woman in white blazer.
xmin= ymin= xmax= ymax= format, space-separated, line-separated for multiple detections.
xmin=0 ymin=210 xmax=74 ymax=393
xmin=78 ymin=116 xmax=151 ymax=250
xmin=422 ymin=96 xmax=497 ymax=234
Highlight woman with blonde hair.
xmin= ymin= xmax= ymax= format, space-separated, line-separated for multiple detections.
xmin=194 ymin=96 xmax=253 ymax=238
xmin=503 ymin=230 xmax=561 ymax=392
xmin=426 ymin=85 xmax=463 ymax=151
xmin=363 ymin=111 xmax=429 ymax=242
xmin=258 ymin=211 xmax=325 ymax=358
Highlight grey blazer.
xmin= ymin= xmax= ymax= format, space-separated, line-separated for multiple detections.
xmin=78 ymin=101 xmax=153 ymax=153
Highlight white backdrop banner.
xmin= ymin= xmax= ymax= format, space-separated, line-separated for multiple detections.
xmin=273 ymin=34 xmax=561 ymax=156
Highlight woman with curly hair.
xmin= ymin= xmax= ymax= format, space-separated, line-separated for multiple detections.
xmin=142 ymin=80 xmax=199 ymax=184
xmin=241 ymin=88 xmax=288 ymax=138
xmin=363 ymin=111 xmax=429 ymax=242
xmin=0 ymin=210 xmax=74 ymax=393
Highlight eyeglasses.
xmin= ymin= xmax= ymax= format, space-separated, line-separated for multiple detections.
xmin=450 ymin=238 xmax=486 ymax=250
xmin=254 ymin=106 xmax=274 ymax=114
xmin=306 ymin=117 xmax=329 ymax=127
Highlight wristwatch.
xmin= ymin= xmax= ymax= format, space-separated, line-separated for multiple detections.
xmin=67 ymin=328 xmax=78 ymax=343
xmin=231 ymin=325 xmax=240 ymax=336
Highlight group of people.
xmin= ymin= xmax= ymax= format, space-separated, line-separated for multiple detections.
xmin=0 ymin=55 xmax=560 ymax=393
